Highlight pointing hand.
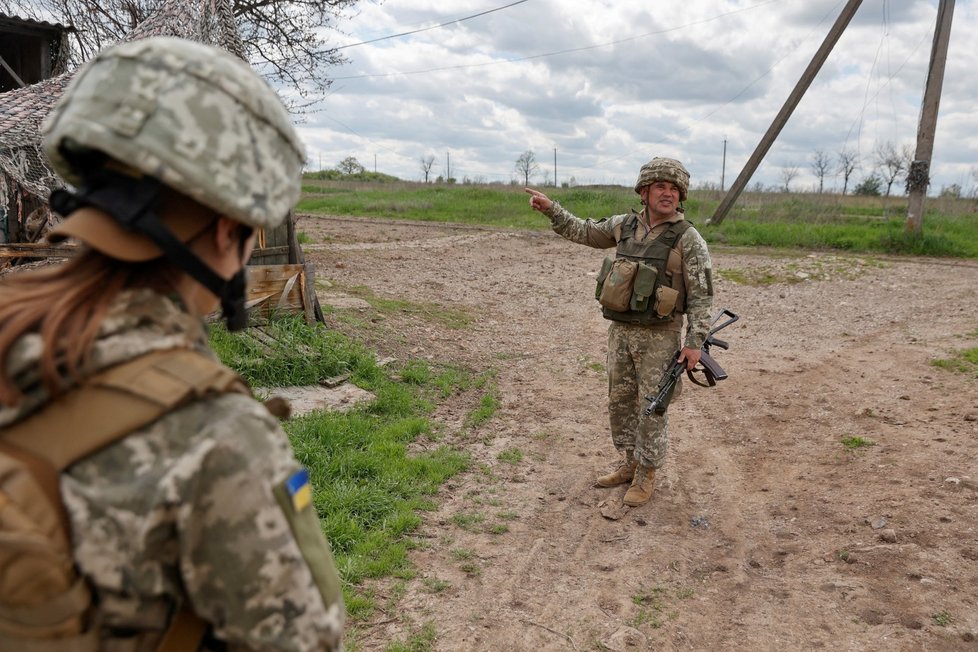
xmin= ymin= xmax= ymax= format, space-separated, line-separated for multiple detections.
xmin=524 ymin=188 xmax=553 ymax=213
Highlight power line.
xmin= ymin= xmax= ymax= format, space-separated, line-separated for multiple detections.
xmin=334 ymin=0 xmax=530 ymax=51
xmin=331 ymin=0 xmax=782 ymax=81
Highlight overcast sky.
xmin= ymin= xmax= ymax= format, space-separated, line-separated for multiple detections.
xmin=294 ymin=0 xmax=977 ymax=195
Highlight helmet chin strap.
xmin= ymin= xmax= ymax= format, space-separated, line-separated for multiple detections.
xmin=50 ymin=169 xmax=252 ymax=331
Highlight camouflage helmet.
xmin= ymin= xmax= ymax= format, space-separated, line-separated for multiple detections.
xmin=42 ymin=36 xmax=305 ymax=230
xmin=633 ymin=157 xmax=690 ymax=201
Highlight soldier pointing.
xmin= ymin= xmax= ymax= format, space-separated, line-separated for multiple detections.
xmin=526 ymin=157 xmax=714 ymax=507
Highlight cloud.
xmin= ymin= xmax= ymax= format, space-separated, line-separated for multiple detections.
xmin=296 ymin=0 xmax=977 ymax=192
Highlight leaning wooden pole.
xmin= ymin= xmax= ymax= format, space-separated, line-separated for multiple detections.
xmin=708 ymin=0 xmax=865 ymax=225
xmin=905 ymin=0 xmax=956 ymax=237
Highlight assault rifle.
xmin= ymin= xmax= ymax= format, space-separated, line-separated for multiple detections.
xmin=643 ymin=309 xmax=740 ymax=416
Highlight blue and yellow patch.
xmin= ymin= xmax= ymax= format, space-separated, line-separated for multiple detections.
xmin=284 ymin=468 xmax=312 ymax=512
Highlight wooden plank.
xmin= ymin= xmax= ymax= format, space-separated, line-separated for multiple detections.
xmin=0 ymin=243 xmax=76 ymax=258
xmin=245 ymin=264 xmax=308 ymax=319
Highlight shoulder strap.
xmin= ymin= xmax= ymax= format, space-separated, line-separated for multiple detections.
xmin=619 ymin=212 xmax=639 ymax=242
xmin=0 ymin=348 xmax=248 ymax=652
xmin=655 ymin=219 xmax=693 ymax=250
xmin=2 ymin=348 xmax=249 ymax=470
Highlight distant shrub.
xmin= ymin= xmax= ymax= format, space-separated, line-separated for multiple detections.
xmin=854 ymin=175 xmax=883 ymax=196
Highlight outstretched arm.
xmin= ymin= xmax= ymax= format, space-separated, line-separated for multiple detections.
xmin=524 ymin=188 xmax=620 ymax=248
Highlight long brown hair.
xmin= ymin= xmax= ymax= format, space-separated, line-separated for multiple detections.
xmin=0 ymin=250 xmax=180 ymax=406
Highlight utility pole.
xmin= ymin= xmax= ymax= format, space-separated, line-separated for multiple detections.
xmin=708 ymin=0 xmax=865 ymax=225
xmin=721 ymin=139 xmax=727 ymax=192
xmin=553 ymin=148 xmax=557 ymax=187
xmin=446 ymin=151 xmax=451 ymax=181
xmin=374 ymin=153 xmax=377 ymax=173
xmin=906 ymin=0 xmax=956 ymax=236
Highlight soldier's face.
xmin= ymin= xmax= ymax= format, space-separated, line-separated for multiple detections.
xmin=643 ymin=181 xmax=680 ymax=217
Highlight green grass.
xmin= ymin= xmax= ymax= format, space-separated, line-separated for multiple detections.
xmin=496 ymin=447 xmax=524 ymax=464
xmin=210 ymin=315 xmax=377 ymax=387
xmin=841 ymin=436 xmax=876 ymax=450
xmin=931 ymin=346 xmax=978 ymax=378
xmin=297 ymin=181 xmax=978 ymax=259
xmin=209 ymin=316 xmax=473 ymax=620
xmin=932 ymin=611 xmax=953 ymax=627
xmin=336 ymin=283 xmax=473 ymax=330
xmin=386 ymin=622 xmax=437 ymax=652
xmin=464 ymin=379 xmax=501 ymax=428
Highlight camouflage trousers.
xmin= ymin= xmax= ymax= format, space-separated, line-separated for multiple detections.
xmin=607 ymin=321 xmax=682 ymax=469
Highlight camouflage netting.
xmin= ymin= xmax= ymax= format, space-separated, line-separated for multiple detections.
xmin=0 ymin=0 xmax=244 ymax=244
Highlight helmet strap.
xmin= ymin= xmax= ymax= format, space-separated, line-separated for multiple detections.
xmin=50 ymin=169 xmax=252 ymax=331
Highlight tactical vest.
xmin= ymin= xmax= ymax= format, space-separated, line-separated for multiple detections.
xmin=0 ymin=348 xmax=252 ymax=652
xmin=599 ymin=215 xmax=692 ymax=328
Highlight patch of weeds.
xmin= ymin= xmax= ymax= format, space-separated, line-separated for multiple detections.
xmin=449 ymin=512 xmax=485 ymax=532
xmin=931 ymin=347 xmax=978 ymax=378
xmin=933 ymin=611 xmax=953 ymax=626
xmin=421 ymin=577 xmax=451 ymax=594
xmin=488 ymin=523 xmax=509 ymax=535
xmin=386 ymin=621 xmax=437 ymax=652
xmin=841 ymin=436 xmax=876 ymax=450
xmin=497 ymin=510 xmax=518 ymax=521
xmin=497 ymin=447 xmax=524 ymax=464
xmin=342 ymin=284 xmax=472 ymax=329
xmin=450 ymin=548 xmax=475 ymax=561
xmin=632 ymin=586 xmax=666 ymax=608
xmin=386 ymin=581 xmax=408 ymax=610
xmin=837 ymin=549 xmax=850 ymax=562
xmin=334 ymin=312 xmax=370 ymax=330
xmin=631 ymin=609 xmax=663 ymax=629
xmin=718 ymin=258 xmax=868 ymax=286
xmin=459 ymin=562 xmax=481 ymax=576
xmin=717 ymin=267 xmax=786 ymax=286
xmin=345 ymin=588 xmax=376 ymax=620
xmin=629 ymin=586 xmax=676 ymax=630
xmin=296 ymin=231 xmax=313 ymax=244
xmin=465 ymin=381 xmax=501 ymax=428
xmin=584 ymin=359 xmax=605 ymax=373
xmin=676 ymin=586 xmax=695 ymax=599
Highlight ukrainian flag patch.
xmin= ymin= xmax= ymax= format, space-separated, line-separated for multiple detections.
xmin=284 ymin=468 xmax=312 ymax=512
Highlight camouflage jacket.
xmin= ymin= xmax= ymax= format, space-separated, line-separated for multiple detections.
xmin=544 ymin=202 xmax=715 ymax=349
xmin=0 ymin=289 xmax=344 ymax=651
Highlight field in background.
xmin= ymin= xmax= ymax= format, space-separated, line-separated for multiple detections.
xmin=297 ymin=178 xmax=978 ymax=259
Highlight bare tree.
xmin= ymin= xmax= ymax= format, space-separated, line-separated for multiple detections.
xmin=419 ymin=155 xmax=436 ymax=183
xmin=810 ymin=149 xmax=831 ymax=194
xmin=837 ymin=148 xmax=859 ymax=195
xmin=875 ymin=141 xmax=909 ymax=197
xmin=0 ymin=0 xmax=359 ymax=102
xmin=515 ymin=150 xmax=539 ymax=186
xmin=337 ymin=156 xmax=364 ymax=175
xmin=780 ymin=164 xmax=799 ymax=193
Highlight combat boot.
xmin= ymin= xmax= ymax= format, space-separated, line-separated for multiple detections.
xmin=623 ymin=465 xmax=656 ymax=506
xmin=595 ymin=456 xmax=637 ymax=488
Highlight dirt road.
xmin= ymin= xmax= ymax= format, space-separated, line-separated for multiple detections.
xmin=300 ymin=214 xmax=978 ymax=651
